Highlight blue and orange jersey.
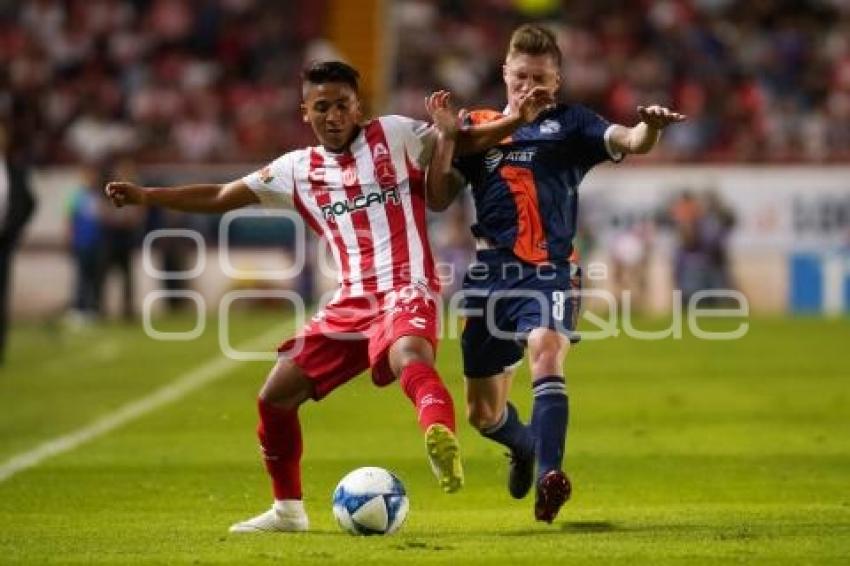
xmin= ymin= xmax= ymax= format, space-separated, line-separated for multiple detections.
xmin=455 ymin=103 xmax=622 ymax=264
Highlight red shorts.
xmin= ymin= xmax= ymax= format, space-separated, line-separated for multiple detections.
xmin=277 ymin=283 xmax=440 ymax=400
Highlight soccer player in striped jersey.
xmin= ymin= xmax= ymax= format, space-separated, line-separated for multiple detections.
xmin=105 ymin=61 xmax=548 ymax=533
xmin=426 ymin=25 xmax=685 ymax=523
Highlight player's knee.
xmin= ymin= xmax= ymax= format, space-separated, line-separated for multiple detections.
xmin=527 ymin=329 xmax=569 ymax=376
xmin=258 ymin=362 xmax=312 ymax=410
xmin=527 ymin=328 xmax=567 ymax=353
xmin=391 ymin=351 xmax=431 ymax=379
xmin=257 ymin=387 xmax=302 ymax=411
xmin=466 ymin=401 xmax=501 ymax=431
xmin=257 ymin=386 xmax=277 ymax=405
xmin=388 ymin=336 xmax=435 ymax=377
xmin=399 ymin=350 xmax=432 ymax=369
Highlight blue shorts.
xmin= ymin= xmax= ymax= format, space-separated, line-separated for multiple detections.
xmin=460 ymin=249 xmax=582 ymax=379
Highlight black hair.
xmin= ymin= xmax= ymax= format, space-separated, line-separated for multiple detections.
xmin=302 ymin=61 xmax=360 ymax=92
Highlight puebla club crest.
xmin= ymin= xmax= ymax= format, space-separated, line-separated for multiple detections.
xmin=540 ymin=119 xmax=561 ymax=134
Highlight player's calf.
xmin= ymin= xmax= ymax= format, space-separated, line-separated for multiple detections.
xmin=474 ymin=401 xmax=535 ymax=499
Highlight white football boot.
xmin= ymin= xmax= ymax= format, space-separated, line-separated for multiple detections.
xmin=228 ymin=500 xmax=309 ymax=533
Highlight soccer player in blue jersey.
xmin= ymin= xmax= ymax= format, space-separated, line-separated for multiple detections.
xmin=426 ymin=24 xmax=685 ymax=523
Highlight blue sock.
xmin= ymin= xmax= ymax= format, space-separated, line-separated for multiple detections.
xmin=530 ymin=376 xmax=568 ymax=480
xmin=480 ymin=402 xmax=534 ymax=459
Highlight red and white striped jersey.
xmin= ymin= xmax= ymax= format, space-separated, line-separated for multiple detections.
xmin=242 ymin=115 xmax=439 ymax=297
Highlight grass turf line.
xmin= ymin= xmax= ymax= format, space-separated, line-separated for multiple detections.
xmin=0 ymin=314 xmax=847 ymax=564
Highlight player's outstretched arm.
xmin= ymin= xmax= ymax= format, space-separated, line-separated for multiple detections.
xmin=607 ymin=105 xmax=687 ymax=155
xmin=425 ymin=131 xmax=465 ymax=212
xmin=425 ymin=88 xmax=552 ymax=157
xmin=104 ymin=180 xmax=259 ymax=213
xmin=422 ymin=87 xmax=553 ymax=211
xmin=424 ymin=91 xmax=467 ymax=211
xmin=456 ymin=86 xmax=553 ymax=155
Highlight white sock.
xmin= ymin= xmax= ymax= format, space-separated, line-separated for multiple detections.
xmin=274 ymin=499 xmax=305 ymax=515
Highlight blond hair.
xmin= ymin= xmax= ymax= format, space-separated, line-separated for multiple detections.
xmin=507 ymin=24 xmax=562 ymax=67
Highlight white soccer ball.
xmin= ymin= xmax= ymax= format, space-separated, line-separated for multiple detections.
xmin=332 ymin=466 xmax=409 ymax=536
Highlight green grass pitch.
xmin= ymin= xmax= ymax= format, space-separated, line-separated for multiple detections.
xmin=0 ymin=313 xmax=848 ymax=564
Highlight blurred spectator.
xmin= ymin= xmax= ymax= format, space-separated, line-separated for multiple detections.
xmin=65 ymin=99 xmax=139 ymax=166
xmin=66 ymin=163 xmax=103 ymax=323
xmin=393 ymin=0 xmax=850 ymax=163
xmin=1 ymin=1 xmax=847 ymax=164
xmin=665 ymin=189 xmax=736 ymax=305
xmin=0 ymin=0 xmax=321 ymax=164
xmin=0 ymin=118 xmax=36 ymax=365
xmin=668 ymin=191 xmax=704 ymax=304
xmin=700 ymin=190 xmax=736 ymax=293
xmin=609 ymin=220 xmax=653 ymax=312
xmin=147 ymin=206 xmax=195 ymax=312
xmin=97 ymin=156 xmax=145 ymax=320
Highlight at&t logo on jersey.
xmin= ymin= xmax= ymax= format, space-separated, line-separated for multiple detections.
xmin=321 ymin=188 xmax=400 ymax=221
xmin=484 ymin=148 xmax=503 ymax=173
xmin=504 ymin=148 xmax=536 ymax=162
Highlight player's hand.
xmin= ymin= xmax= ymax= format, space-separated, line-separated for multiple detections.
xmin=637 ymin=105 xmax=687 ymax=129
xmin=513 ymin=86 xmax=555 ymax=123
xmin=425 ymin=90 xmax=460 ymax=139
xmin=104 ymin=181 xmax=147 ymax=208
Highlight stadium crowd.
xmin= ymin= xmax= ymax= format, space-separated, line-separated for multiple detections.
xmin=1 ymin=1 xmax=848 ymax=165
xmin=392 ymin=0 xmax=850 ymax=162
xmin=3 ymin=0 xmax=846 ymax=324
xmin=1 ymin=0 xmax=326 ymax=165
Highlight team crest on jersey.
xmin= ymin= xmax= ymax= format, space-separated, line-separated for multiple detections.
xmin=484 ymin=148 xmax=503 ymax=173
xmin=259 ymin=165 xmax=274 ymax=184
xmin=371 ymin=143 xmax=397 ymax=188
xmin=341 ymin=163 xmax=358 ymax=187
xmin=540 ymin=119 xmax=561 ymax=134
xmin=375 ymin=160 xmax=397 ymax=188
xmin=371 ymin=142 xmax=389 ymax=159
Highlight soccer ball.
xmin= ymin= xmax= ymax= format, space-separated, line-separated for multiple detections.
xmin=332 ymin=467 xmax=409 ymax=536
